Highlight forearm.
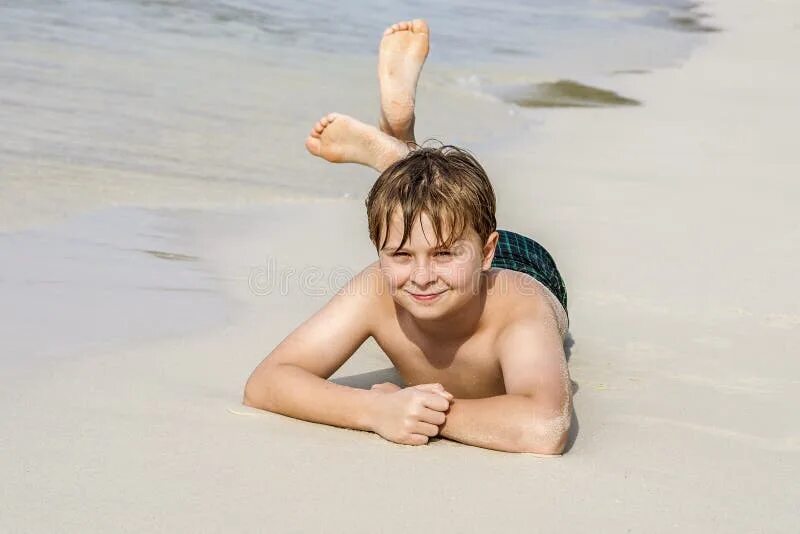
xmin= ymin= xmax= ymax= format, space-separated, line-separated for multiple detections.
xmin=438 ymin=394 xmax=567 ymax=454
xmin=244 ymin=363 xmax=378 ymax=432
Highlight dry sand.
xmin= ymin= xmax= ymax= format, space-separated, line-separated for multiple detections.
xmin=2 ymin=0 xmax=798 ymax=532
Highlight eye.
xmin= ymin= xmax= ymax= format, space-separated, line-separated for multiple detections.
xmin=434 ymin=250 xmax=452 ymax=257
xmin=392 ymin=251 xmax=410 ymax=257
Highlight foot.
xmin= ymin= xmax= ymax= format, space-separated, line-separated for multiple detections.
xmin=304 ymin=113 xmax=409 ymax=172
xmin=378 ymin=19 xmax=429 ymax=143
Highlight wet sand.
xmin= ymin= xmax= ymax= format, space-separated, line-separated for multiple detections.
xmin=501 ymin=79 xmax=642 ymax=108
xmin=2 ymin=0 xmax=799 ymax=532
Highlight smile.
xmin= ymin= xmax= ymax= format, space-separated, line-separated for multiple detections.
xmin=407 ymin=289 xmax=447 ymax=302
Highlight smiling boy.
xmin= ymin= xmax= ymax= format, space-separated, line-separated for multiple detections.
xmin=243 ymin=20 xmax=572 ymax=454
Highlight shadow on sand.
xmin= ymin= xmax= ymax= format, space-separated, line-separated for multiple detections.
xmin=332 ymin=331 xmax=581 ymax=453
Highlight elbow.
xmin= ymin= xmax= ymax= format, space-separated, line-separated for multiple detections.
xmin=242 ymin=380 xmax=261 ymax=409
xmin=243 ymin=362 xmax=303 ymax=410
xmin=243 ymin=371 xmax=273 ymax=410
xmin=242 ymin=386 xmax=259 ymax=409
xmin=514 ymin=416 xmax=570 ymax=456
xmin=515 ymin=434 xmax=567 ymax=456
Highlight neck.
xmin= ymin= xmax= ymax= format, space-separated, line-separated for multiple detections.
xmin=404 ymin=273 xmax=488 ymax=343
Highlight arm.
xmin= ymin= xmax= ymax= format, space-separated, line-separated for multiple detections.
xmin=438 ymin=318 xmax=571 ymax=454
xmin=243 ymin=264 xmax=382 ymax=432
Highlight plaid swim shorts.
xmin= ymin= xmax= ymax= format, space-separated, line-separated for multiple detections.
xmin=490 ymin=229 xmax=568 ymax=319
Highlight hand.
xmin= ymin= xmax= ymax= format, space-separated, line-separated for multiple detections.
xmin=370 ymin=382 xmax=453 ymax=399
xmin=369 ymin=383 xmax=454 ymax=446
xmin=369 ymin=382 xmax=403 ymax=394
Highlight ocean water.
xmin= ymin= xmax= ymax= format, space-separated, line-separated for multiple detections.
xmin=0 ymin=1 xmax=714 ymax=366
xmin=0 ymin=0 xmax=714 ymax=221
xmin=1 ymin=1 xmax=715 ymax=64
xmin=0 ymin=207 xmax=231 ymax=369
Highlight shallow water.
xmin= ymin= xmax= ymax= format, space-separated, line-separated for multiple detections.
xmin=0 ymin=1 xmax=712 ymax=363
xmin=501 ymin=79 xmax=642 ymax=108
xmin=0 ymin=0 xmax=711 ymax=222
xmin=0 ymin=207 xmax=230 ymax=370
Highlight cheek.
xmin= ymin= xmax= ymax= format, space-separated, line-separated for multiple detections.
xmin=380 ymin=262 xmax=411 ymax=289
xmin=436 ymin=258 xmax=479 ymax=289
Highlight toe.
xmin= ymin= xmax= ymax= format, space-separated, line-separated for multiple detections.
xmin=384 ymin=21 xmax=414 ymax=36
xmin=304 ymin=136 xmax=321 ymax=156
xmin=411 ymin=19 xmax=428 ymax=34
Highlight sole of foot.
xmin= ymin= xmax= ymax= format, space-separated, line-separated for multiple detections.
xmin=304 ymin=112 xmax=409 ymax=171
xmin=378 ymin=19 xmax=429 ymax=143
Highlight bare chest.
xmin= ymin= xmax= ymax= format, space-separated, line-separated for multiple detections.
xmin=373 ymin=328 xmax=506 ymax=399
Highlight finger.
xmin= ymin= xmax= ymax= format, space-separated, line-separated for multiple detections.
xmin=403 ymin=433 xmax=429 ymax=446
xmin=414 ymin=383 xmax=453 ymax=399
xmin=421 ymin=392 xmax=450 ymax=412
xmin=413 ymin=382 xmax=441 ymax=391
xmin=418 ymin=407 xmax=447 ymax=426
xmin=411 ymin=421 xmax=440 ymax=437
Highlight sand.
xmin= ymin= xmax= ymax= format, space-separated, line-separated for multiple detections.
xmin=2 ymin=0 xmax=799 ymax=532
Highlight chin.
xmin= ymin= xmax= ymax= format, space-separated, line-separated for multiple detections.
xmin=405 ymin=304 xmax=448 ymax=321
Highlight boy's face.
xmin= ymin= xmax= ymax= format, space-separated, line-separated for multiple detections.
xmin=377 ymin=208 xmax=496 ymax=321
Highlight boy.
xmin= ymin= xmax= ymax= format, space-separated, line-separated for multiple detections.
xmin=244 ymin=20 xmax=571 ymax=454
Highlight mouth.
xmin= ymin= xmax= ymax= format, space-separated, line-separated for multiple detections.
xmin=406 ymin=289 xmax=448 ymax=302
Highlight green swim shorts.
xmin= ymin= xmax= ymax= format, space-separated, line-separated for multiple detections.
xmin=490 ymin=229 xmax=568 ymax=318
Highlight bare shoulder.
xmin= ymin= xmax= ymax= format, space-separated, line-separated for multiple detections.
xmin=486 ymin=268 xmax=566 ymax=338
xmin=331 ymin=260 xmax=389 ymax=328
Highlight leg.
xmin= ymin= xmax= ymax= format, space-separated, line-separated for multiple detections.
xmin=378 ymin=19 xmax=429 ymax=144
xmin=304 ymin=113 xmax=410 ymax=172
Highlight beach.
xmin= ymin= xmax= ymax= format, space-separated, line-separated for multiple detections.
xmin=2 ymin=0 xmax=799 ymax=531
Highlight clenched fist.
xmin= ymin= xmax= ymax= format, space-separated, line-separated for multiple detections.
xmin=368 ymin=383 xmax=453 ymax=446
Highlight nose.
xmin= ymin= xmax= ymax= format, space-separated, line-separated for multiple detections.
xmin=410 ymin=257 xmax=436 ymax=287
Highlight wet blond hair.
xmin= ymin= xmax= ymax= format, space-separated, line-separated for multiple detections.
xmin=365 ymin=145 xmax=497 ymax=251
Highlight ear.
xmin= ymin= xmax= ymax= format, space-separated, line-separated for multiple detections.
xmin=481 ymin=231 xmax=500 ymax=271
